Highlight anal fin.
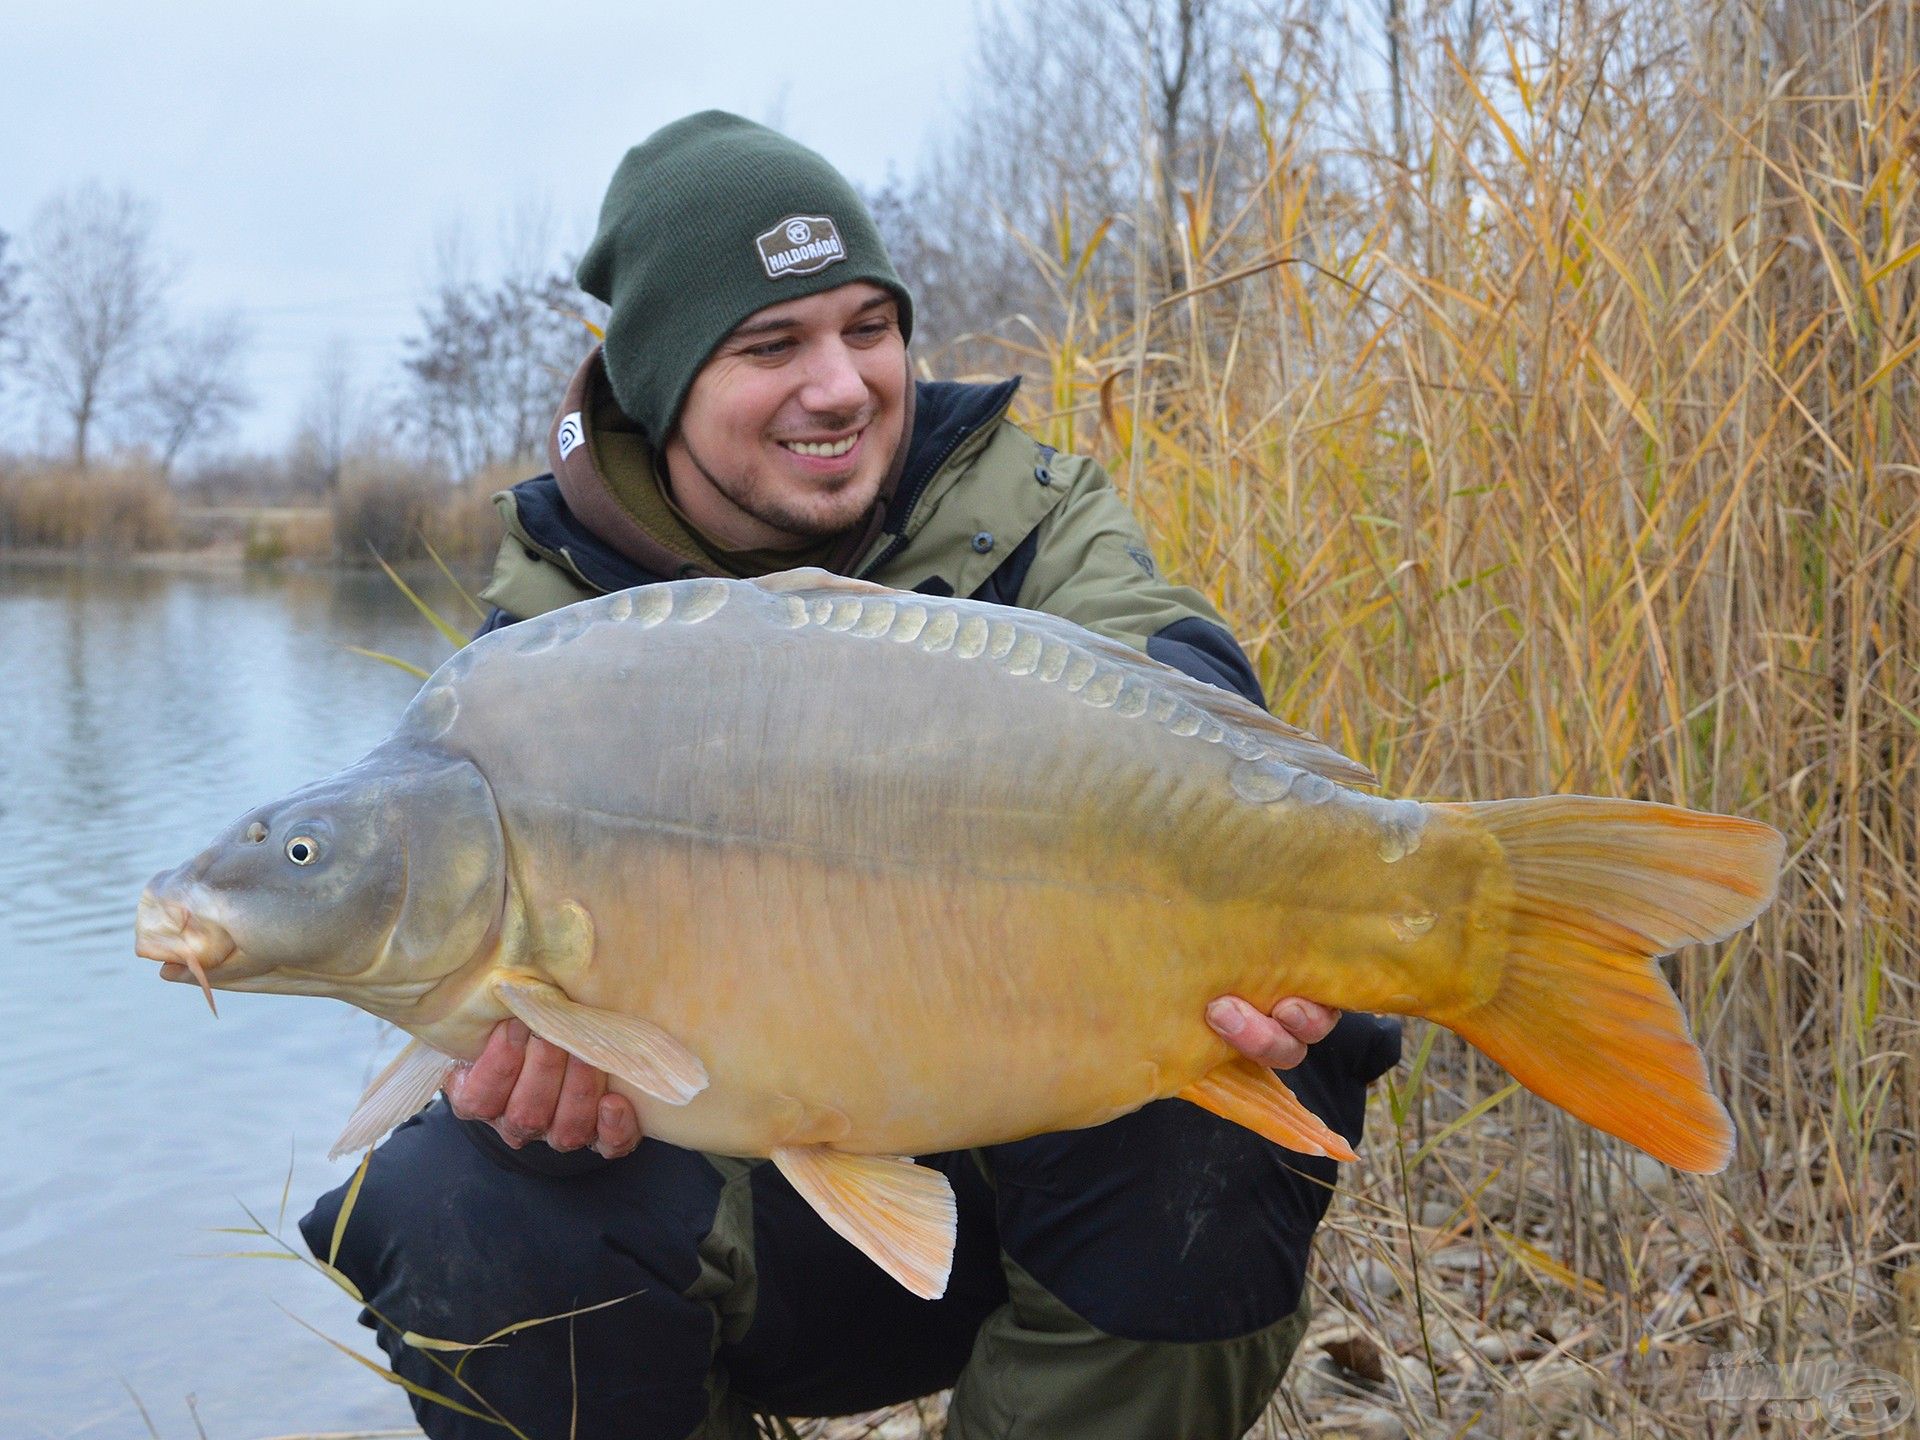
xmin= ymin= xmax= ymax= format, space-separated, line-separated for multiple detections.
xmin=771 ymin=1145 xmax=956 ymax=1300
xmin=1180 ymin=1056 xmax=1359 ymax=1162
xmin=494 ymin=976 xmax=708 ymax=1105
xmin=331 ymin=1037 xmax=459 ymax=1159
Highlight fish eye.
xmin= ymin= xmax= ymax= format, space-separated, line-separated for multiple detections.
xmin=245 ymin=822 xmax=268 ymax=844
xmin=285 ymin=836 xmax=320 ymax=866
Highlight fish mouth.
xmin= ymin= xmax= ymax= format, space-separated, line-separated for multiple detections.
xmin=135 ymin=885 xmax=238 ymax=1017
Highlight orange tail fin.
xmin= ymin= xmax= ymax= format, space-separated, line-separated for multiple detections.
xmin=1439 ymin=797 xmax=1783 ymax=1174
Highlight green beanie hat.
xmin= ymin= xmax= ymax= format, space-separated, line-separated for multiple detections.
xmin=577 ymin=111 xmax=915 ymax=443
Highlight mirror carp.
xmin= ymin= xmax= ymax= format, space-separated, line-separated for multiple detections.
xmin=136 ymin=569 xmax=1783 ymax=1298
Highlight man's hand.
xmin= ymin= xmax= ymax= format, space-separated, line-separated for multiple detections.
xmin=1206 ymin=996 xmax=1341 ymax=1070
xmin=445 ymin=1019 xmax=643 ymax=1158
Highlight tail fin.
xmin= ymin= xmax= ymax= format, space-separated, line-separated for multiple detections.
xmin=1439 ymin=797 xmax=1783 ymax=1174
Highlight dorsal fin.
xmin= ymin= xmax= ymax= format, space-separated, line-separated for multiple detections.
xmin=1026 ymin=614 xmax=1375 ymax=786
xmin=751 ymin=568 xmax=1375 ymax=789
xmin=752 ymin=567 xmax=896 ymax=597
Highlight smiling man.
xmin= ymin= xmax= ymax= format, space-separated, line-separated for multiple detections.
xmin=666 ymin=282 xmax=907 ymax=548
xmin=303 ymin=112 xmax=1401 ymax=1440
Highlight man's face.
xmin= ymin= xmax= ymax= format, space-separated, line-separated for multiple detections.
xmin=662 ymin=281 xmax=907 ymax=552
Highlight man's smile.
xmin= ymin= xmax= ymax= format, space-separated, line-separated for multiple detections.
xmin=778 ymin=427 xmax=865 ymax=461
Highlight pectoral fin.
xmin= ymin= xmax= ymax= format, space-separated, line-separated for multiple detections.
xmin=493 ymin=976 xmax=708 ymax=1105
xmin=1180 ymin=1057 xmax=1359 ymax=1161
xmin=331 ymin=1038 xmax=458 ymax=1159
xmin=771 ymin=1145 xmax=957 ymax=1300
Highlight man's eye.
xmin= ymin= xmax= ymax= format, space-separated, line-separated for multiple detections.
xmin=850 ymin=320 xmax=894 ymax=342
xmin=745 ymin=338 xmax=794 ymax=359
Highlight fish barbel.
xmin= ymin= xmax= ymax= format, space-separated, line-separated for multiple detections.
xmin=135 ymin=569 xmax=1783 ymax=1297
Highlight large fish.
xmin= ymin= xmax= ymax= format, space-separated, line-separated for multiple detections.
xmin=135 ymin=570 xmax=1782 ymax=1298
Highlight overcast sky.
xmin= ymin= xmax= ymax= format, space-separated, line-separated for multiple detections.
xmin=1 ymin=2 xmax=982 ymax=456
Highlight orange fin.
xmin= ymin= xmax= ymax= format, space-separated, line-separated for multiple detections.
xmin=771 ymin=1146 xmax=957 ymax=1300
xmin=1179 ymin=1056 xmax=1358 ymax=1161
xmin=1439 ymin=797 xmax=1784 ymax=1174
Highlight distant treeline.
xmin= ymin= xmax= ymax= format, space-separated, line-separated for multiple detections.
xmin=0 ymin=182 xmax=602 ymax=561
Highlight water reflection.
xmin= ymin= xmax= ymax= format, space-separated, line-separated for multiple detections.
xmin=0 ymin=559 xmax=455 ymax=1438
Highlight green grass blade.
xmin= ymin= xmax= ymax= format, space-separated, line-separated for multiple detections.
xmin=276 ymin=1304 xmax=512 ymax=1428
xmin=424 ymin=538 xmax=488 ymax=623
xmin=329 ymin=1148 xmax=372 ymax=1272
xmin=342 ymin=644 xmax=431 ymax=680
xmin=369 ymin=546 xmax=469 ymax=650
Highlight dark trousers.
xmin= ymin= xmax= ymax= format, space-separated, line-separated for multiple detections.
xmin=302 ymin=1013 xmax=1398 ymax=1440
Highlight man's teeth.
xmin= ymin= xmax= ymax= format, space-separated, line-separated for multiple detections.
xmin=783 ymin=434 xmax=858 ymax=458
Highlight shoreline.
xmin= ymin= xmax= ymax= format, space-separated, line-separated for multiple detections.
xmin=0 ymin=545 xmax=486 ymax=580
xmin=1 ymin=543 xmax=259 ymax=573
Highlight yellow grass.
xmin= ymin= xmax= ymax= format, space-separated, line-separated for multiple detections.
xmin=929 ymin=5 xmax=1919 ymax=1434
xmin=279 ymin=8 xmax=1919 ymax=1433
xmin=329 ymin=461 xmax=508 ymax=567
xmin=0 ymin=457 xmax=504 ymax=566
xmin=0 ymin=459 xmax=176 ymax=552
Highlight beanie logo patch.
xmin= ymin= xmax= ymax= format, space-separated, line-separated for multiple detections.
xmin=756 ymin=215 xmax=846 ymax=279
xmin=556 ymin=411 xmax=585 ymax=461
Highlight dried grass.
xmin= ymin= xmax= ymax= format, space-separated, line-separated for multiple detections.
xmin=0 ymin=458 xmax=176 ymax=552
xmin=798 ymin=1 xmax=1919 ymax=1435
xmin=276 ymin=3 xmax=1916 ymax=1432
xmin=328 ymin=459 xmax=506 ymax=566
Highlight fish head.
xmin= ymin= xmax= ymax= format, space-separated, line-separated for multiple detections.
xmin=136 ymin=743 xmax=505 ymax=1019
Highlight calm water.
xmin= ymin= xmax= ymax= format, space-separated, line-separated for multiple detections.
xmin=0 ymin=559 xmax=461 ymax=1438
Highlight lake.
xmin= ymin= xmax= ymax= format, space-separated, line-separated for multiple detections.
xmin=0 ymin=558 xmax=462 ymax=1438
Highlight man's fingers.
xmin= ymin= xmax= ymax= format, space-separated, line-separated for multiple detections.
xmin=593 ymin=1093 xmax=642 ymax=1159
xmin=446 ymin=1019 xmax=529 ymax=1121
xmin=1207 ymin=996 xmax=1334 ymax=1071
xmin=500 ymin=1034 xmax=571 ymax=1144
xmin=1273 ymin=998 xmax=1342 ymax=1045
xmin=545 ymin=1055 xmax=608 ymax=1152
xmin=444 ymin=1022 xmax=629 ymax=1155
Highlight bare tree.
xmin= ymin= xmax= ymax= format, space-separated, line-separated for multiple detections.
xmin=0 ymin=230 xmax=24 ymax=395
xmin=402 ymin=212 xmax=601 ymax=476
xmin=291 ymin=336 xmax=367 ymax=495
xmin=868 ymin=0 xmax=1305 ymax=359
xmin=20 ymin=183 xmax=172 ymax=466
xmin=140 ymin=312 xmax=252 ymax=475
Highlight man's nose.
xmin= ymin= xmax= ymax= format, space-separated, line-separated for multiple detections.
xmin=796 ymin=340 xmax=869 ymax=418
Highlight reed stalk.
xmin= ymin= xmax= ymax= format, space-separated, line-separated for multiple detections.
xmin=831 ymin=2 xmax=1919 ymax=1433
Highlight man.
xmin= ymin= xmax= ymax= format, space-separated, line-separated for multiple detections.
xmin=303 ymin=112 xmax=1401 ymax=1440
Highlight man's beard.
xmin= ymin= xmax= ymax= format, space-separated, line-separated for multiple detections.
xmin=680 ymin=434 xmax=878 ymax=543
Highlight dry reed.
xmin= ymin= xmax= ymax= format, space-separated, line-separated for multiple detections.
xmin=797 ymin=2 xmax=1918 ymax=1436
xmin=0 ymin=459 xmax=176 ymax=553
xmin=329 ymin=459 xmax=506 ymax=566
xmin=251 ymin=5 xmax=1916 ymax=1433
